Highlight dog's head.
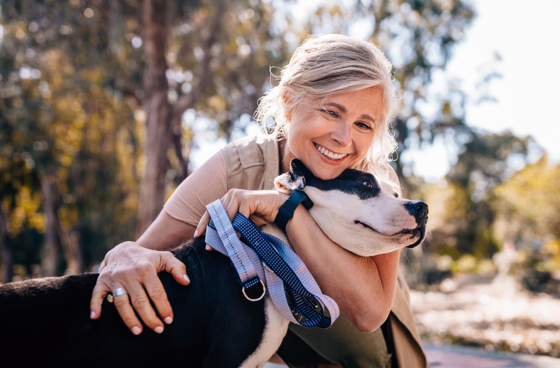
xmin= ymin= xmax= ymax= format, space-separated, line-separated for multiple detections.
xmin=275 ymin=159 xmax=428 ymax=256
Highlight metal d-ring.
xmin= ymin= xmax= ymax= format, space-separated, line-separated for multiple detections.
xmin=242 ymin=279 xmax=266 ymax=302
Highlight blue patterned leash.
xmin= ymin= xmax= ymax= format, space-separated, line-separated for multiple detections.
xmin=205 ymin=199 xmax=339 ymax=328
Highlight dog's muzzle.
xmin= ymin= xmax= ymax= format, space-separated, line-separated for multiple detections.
xmin=405 ymin=201 xmax=428 ymax=248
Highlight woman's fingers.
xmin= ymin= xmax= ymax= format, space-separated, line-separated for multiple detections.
xmin=111 ymin=284 xmax=146 ymax=335
xmin=89 ymin=242 xmax=192 ymax=335
xmin=195 ymin=211 xmax=211 ymax=238
xmin=142 ymin=274 xmax=174 ymax=326
xmin=195 ymin=212 xmax=216 ymax=249
xmin=90 ymin=279 xmax=109 ymax=320
xmin=197 ymin=190 xmax=289 ymax=248
xmin=97 ymin=258 xmax=107 ymax=273
xmin=161 ymin=251 xmax=190 ymax=285
xmin=122 ymin=277 xmax=165 ymax=334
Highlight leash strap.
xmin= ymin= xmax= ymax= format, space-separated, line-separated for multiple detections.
xmin=205 ymin=199 xmax=339 ymax=328
xmin=205 ymin=200 xmax=265 ymax=301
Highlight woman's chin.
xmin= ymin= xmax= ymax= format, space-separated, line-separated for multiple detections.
xmin=309 ymin=165 xmax=346 ymax=180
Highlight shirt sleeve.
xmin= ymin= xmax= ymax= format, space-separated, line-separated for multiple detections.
xmin=163 ymin=151 xmax=228 ymax=227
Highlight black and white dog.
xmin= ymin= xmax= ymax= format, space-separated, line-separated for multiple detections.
xmin=0 ymin=159 xmax=427 ymax=368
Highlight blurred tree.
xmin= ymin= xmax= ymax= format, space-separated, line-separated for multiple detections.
xmin=0 ymin=0 xmax=143 ymax=277
xmin=0 ymin=0 xmax=288 ymax=279
xmin=492 ymin=155 xmax=560 ymax=250
xmin=136 ymin=0 xmax=292 ymax=234
xmin=423 ymin=130 xmax=538 ymax=258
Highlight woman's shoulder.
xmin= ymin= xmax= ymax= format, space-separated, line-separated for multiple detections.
xmin=220 ymin=134 xmax=279 ymax=191
xmin=221 ymin=134 xmax=278 ymax=169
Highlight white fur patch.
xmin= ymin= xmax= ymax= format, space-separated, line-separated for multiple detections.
xmin=304 ymin=185 xmax=421 ymax=256
xmin=239 ymin=298 xmax=289 ymax=368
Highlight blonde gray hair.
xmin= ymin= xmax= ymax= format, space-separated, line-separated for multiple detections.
xmin=255 ymin=34 xmax=398 ymax=175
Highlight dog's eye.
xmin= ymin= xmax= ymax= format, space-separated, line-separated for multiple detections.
xmin=361 ymin=180 xmax=373 ymax=188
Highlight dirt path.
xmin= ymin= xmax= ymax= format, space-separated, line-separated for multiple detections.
xmin=411 ymin=273 xmax=560 ymax=357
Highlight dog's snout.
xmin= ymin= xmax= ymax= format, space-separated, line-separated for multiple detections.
xmin=405 ymin=201 xmax=428 ymax=222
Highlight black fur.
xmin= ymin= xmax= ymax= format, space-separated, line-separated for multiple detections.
xmin=0 ymin=238 xmax=266 ymax=368
xmin=0 ymin=160 xmax=428 ymax=366
xmin=286 ymin=159 xmax=381 ymax=200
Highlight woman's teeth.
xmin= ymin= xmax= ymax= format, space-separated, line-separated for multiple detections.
xmin=314 ymin=144 xmax=348 ymax=160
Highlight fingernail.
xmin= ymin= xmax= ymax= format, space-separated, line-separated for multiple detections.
xmin=205 ymin=244 xmax=211 ymax=251
xmin=164 ymin=316 xmax=173 ymax=324
xmin=154 ymin=326 xmax=164 ymax=334
xmin=131 ymin=326 xmax=141 ymax=335
xmin=194 ymin=229 xmax=198 ymax=237
xmin=183 ymin=274 xmax=190 ymax=282
xmin=90 ymin=311 xmax=96 ymax=319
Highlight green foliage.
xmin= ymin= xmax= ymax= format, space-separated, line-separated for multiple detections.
xmin=491 ymin=155 xmax=560 ymax=247
xmin=1 ymin=0 xmax=555 ymax=281
xmin=415 ymin=131 xmax=539 ymax=259
xmin=0 ymin=0 xmax=288 ymax=279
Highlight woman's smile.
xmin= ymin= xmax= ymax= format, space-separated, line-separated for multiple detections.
xmin=313 ymin=143 xmax=349 ymax=160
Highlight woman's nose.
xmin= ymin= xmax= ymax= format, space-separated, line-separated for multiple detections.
xmin=331 ymin=122 xmax=352 ymax=147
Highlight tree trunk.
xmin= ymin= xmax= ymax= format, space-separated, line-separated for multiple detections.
xmin=0 ymin=208 xmax=14 ymax=283
xmin=172 ymin=130 xmax=192 ymax=183
xmin=40 ymin=161 xmax=61 ymax=276
xmin=169 ymin=0 xmax=226 ymax=182
xmin=59 ymin=228 xmax=83 ymax=274
xmin=136 ymin=0 xmax=173 ymax=238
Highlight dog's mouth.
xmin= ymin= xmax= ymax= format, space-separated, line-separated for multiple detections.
xmin=401 ymin=226 xmax=427 ymax=248
xmin=355 ymin=220 xmax=382 ymax=235
xmin=355 ymin=220 xmax=426 ymax=248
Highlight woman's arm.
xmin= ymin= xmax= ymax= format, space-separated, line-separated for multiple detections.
xmin=90 ymin=152 xmax=228 ymax=335
xmin=286 ymin=206 xmax=399 ymax=333
xmin=294 ymin=162 xmax=401 ymax=332
xmin=197 ymin=162 xmax=402 ymax=333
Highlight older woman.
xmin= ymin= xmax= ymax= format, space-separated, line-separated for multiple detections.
xmin=90 ymin=34 xmax=427 ymax=368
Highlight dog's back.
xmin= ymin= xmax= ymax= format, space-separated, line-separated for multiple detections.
xmin=0 ymin=238 xmax=267 ymax=367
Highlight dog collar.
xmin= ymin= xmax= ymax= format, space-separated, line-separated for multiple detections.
xmin=274 ymin=191 xmax=313 ymax=232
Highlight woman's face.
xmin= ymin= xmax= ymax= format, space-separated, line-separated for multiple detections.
xmin=286 ymin=86 xmax=384 ymax=180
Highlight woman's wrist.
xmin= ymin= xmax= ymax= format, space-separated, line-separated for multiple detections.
xmin=274 ymin=191 xmax=313 ymax=231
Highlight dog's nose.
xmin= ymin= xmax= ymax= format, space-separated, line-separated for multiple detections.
xmin=405 ymin=201 xmax=428 ymax=222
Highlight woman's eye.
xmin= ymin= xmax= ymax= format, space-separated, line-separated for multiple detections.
xmin=362 ymin=181 xmax=372 ymax=188
xmin=321 ymin=109 xmax=339 ymax=118
xmin=356 ymin=122 xmax=372 ymax=130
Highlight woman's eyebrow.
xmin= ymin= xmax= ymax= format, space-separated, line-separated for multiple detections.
xmin=323 ymin=102 xmax=376 ymax=123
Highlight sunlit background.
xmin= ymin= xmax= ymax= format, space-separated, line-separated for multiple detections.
xmin=1 ymin=0 xmax=559 ymax=361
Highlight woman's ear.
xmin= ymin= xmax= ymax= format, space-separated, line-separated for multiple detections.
xmin=280 ymin=92 xmax=294 ymax=122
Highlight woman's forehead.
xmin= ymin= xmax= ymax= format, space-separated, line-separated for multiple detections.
xmin=321 ymin=87 xmax=383 ymax=116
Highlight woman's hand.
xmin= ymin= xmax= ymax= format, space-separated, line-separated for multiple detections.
xmin=195 ymin=189 xmax=289 ymax=240
xmin=89 ymin=241 xmax=190 ymax=335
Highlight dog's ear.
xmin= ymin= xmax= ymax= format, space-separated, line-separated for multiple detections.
xmin=274 ymin=159 xmax=313 ymax=193
xmin=290 ymin=159 xmax=314 ymax=181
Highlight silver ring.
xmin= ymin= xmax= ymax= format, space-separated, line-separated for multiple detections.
xmin=114 ymin=287 xmax=127 ymax=296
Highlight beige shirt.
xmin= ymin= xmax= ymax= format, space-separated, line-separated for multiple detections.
xmin=164 ymin=135 xmax=428 ymax=368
